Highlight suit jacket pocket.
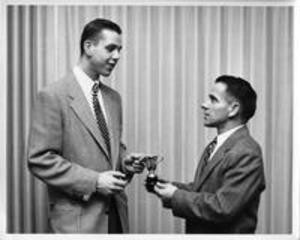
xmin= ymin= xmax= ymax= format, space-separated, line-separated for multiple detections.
xmin=49 ymin=202 xmax=82 ymax=233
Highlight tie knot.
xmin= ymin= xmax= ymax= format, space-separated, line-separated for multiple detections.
xmin=207 ymin=137 xmax=217 ymax=155
xmin=92 ymin=81 xmax=100 ymax=96
xmin=211 ymin=137 xmax=217 ymax=145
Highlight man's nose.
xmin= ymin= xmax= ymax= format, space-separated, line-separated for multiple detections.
xmin=112 ymin=49 xmax=121 ymax=60
xmin=201 ymin=102 xmax=208 ymax=110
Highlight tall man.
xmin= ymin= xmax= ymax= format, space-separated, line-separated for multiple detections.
xmin=154 ymin=75 xmax=266 ymax=233
xmin=28 ymin=18 xmax=144 ymax=233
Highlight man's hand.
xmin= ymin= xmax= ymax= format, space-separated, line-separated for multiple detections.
xmin=96 ymin=171 xmax=127 ymax=195
xmin=154 ymin=181 xmax=177 ymax=199
xmin=123 ymin=153 xmax=146 ymax=174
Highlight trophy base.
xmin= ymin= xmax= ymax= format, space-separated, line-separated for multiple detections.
xmin=145 ymin=174 xmax=158 ymax=193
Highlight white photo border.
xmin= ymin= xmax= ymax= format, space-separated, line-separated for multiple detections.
xmin=0 ymin=1 xmax=299 ymax=240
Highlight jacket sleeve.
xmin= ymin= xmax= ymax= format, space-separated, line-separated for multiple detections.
xmin=171 ymin=149 xmax=265 ymax=223
xmin=172 ymin=181 xmax=194 ymax=191
xmin=28 ymin=89 xmax=99 ymax=201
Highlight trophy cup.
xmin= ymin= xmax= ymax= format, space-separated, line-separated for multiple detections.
xmin=143 ymin=155 xmax=164 ymax=193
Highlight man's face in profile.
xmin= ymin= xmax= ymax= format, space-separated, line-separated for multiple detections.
xmin=201 ymin=82 xmax=232 ymax=129
xmin=89 ymin=29 xmax=122 ymax=77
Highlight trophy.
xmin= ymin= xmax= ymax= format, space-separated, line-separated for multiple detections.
xmin=142 ymin=155 xmax=164 ymax=193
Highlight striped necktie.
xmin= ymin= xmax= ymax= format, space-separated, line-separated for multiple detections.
xmin=203 ymin=137 xmax=217 ymax=166
xmin=92 ymin=81 xmax=111 ymax=157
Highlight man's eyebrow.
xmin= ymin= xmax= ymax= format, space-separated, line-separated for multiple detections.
xmin=209 ymin=94 xmax=217 ymax=100
xmin=106 ymin=43 xmax=121 ymax=47
xmin=106 ymin=44 xmax=122 ymax=50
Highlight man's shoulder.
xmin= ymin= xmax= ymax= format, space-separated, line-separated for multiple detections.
xmin=101 ymin=83 xmax=122 ymax=101
xmin=239 ymin=132 xmax=261 ymax=151
xmin=223 ymin=130 xmax=263 ymax=169
xmin=39 ymin=72 xmax=75 ymax=96
xmin=228 ymin=127 xmax=262 ymax=155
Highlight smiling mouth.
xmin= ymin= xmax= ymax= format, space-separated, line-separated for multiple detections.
xmin=106 ymin=66 xmax=113 ymax=72
xmin=107 ymin=64 xmax=116 ymax=70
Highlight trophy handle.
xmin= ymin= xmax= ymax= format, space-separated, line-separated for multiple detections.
xmin=156 ymin=156 xmax=164 ymax=165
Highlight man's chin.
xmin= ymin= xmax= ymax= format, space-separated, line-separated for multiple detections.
xmin=101 ymin=71 xmax=112 ymax=77
xmin=204 ymin=122 xmax=215 ymax=128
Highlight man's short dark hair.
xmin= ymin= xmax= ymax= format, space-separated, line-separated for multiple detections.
xmin=80 ymin=18 xmax=122 ymax=56
xmin=215 ymin=75 xmax=257 ymax=123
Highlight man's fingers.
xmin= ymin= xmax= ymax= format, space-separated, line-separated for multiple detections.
xmin=107 ymin=181 xmax=125 ymax=193
xmin=157 ymin=178 xmax=169 ymax=184
xmin=124 ymin=156 xmax=134 ymax=164
xmin=110 ymin=171 xmax=126 ymax=179
xmin=130 ymin=153 xmax=144 ymax=158
xmin=124 ymin=153 xmax=143 ymax=163
xmin=132 ymin=162 xmax=144 ymax=167
xmin=133 ymin=165 xmax=144 ymax=172
xmin=113 ymin=178 xmax=127 ymax=188
xmin=111 ymin=185 xmax=125 ymax=192
xmin=154 ymin=185 xmax=162 ymax=196
xmin=156 ymin=181 xmax=167 ymax=188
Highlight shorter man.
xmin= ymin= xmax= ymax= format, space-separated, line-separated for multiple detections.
xmin=154 ymin=75 xmax=266 ymax=233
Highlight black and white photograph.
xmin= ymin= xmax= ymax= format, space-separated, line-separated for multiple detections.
xmin=0 ymin=0 xmax=299 ymax=239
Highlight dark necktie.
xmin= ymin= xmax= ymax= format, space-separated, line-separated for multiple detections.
xmin=92 ymin=81 xmax=111 ymax=157
xmin=202 ymin=137 xmax=217 ymax=166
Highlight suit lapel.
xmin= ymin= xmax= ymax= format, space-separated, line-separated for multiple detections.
xmin=67 ymin=75 xmax=111 ymax=162
xmin=101 ymin=87 xmax=119 ymax=169
xmin=194 ymin=146 xmax=226 ymax=190
xmin=193 ymin=145 xmax=210 ymax=185
xmin=194 ymin=126 xmax=249 ymax=190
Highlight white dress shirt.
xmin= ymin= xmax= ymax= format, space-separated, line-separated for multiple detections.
xmin=209 ymin=125 xmax=245 ymax=161
xmin=73 ymin=66 xmax=108 ymax=121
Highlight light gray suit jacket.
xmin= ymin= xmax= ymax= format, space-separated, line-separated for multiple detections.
xmin=28 ymin=73 xmax=129 ymax=233
xmin=171 ymin=126 xmax=266 ymax=233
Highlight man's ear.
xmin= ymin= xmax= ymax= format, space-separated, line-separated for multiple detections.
xmin=83 ymin=40 xmax=94 ymax=57
xmin=228 ymin=101 xmax=240 ymax=118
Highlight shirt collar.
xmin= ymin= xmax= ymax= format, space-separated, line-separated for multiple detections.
xmin=73 ymin=65 xmax=100 ymax=95
xmin=73 ymin=65 xmax=108 ymax=121
xmin=217 ymin=125 xmax=245 ymax=146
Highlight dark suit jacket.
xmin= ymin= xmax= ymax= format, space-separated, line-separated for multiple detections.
xmin=28 ymin=73 xmax=129 ymax=233
xmin=171 ymin=126 xmax=265 ymax=233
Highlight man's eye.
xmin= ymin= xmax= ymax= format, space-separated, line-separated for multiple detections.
xmin=210 ymin=97 xmax=218 ymax=103
xmin=106 ymin=46 xmax=115 ymax=52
